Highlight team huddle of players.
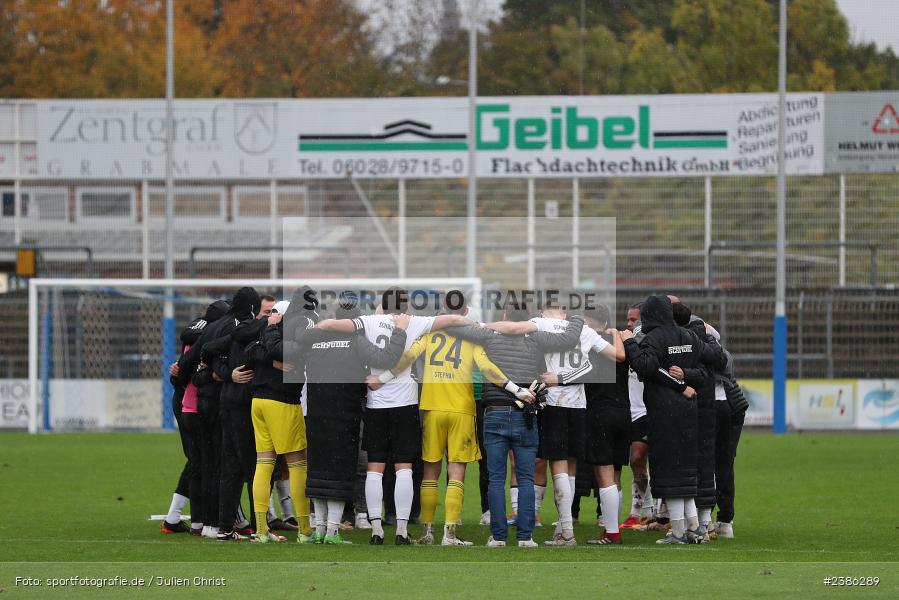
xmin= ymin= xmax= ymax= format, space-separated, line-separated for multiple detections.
xmin=160 ymin=285 xmax=747 ymax=547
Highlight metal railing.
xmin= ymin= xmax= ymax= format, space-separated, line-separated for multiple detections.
xmin=447 ymin=242 xmax=615 ymax=287
xmin=708 ymin=241 xmax=878 ymax=288
xmin=188 ymin=245 xmax=351 ymax=278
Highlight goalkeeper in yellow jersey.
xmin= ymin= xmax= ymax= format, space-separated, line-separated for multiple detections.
xmin=367 ymin=302 xmax=525 ymax=546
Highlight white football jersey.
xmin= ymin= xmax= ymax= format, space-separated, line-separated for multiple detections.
xmin=354 ymin=314 xmax=435 ymax=409
xmin=530 ymin=317 xmax=609 ymax=409
xmin=715 ymin=382 xmax=727 ymax=402
xmin=628 ymin=366 xmax=646 ymax=421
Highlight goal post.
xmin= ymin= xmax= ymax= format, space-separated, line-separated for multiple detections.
xmin=27 ymin=277 xmax=482 ymax=434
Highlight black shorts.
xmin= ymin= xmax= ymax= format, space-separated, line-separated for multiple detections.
xmin=630 ymin=414 xmax=649 ymax=444
xmin=537 ymin=405 xmax=585 ymax=461
xmin=362 ymin=404 xmax=422 ymax=464
xmin=585 ymin=405 xmax=630 ymax=469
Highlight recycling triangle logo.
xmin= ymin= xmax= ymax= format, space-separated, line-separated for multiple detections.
xmin=872 ymin=103 xmax=899 ymax=134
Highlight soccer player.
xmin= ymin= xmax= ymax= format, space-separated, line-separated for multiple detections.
xmin=316 ymin=287 xmax=472 ymax=545
xmin=473 ymin=367 xmax=492 ymax=526
xmin=447 ymin=305 xmax=584 ymax=547
xmin=162 ymin=299 xmax=230 ymax=535
xmin=247 ymin=289 xmax=320 ymax=543
xmin=622 ymin=295 xmax=726 ymax=545
xmin=531 ymin=304 xmax=624 ymax=546
xmin=543 ymin=305 xmax=628 ymax=545
xmin=205 ymin=295 xmax=276 ymax=541
xmin=620 ymin=303 xmax=653 ymax=531
xmin=303 ymin=294 xmax=410 ymax=545
xmin=672 ymin=302 xmax=719 ymax=543
xmin=179 ymin=287 xmax=262 ymax=538
xmin=712 ymin=329 xmax=747 ymax=540
xmin=369 ymin=299 xmax=518 ymax=546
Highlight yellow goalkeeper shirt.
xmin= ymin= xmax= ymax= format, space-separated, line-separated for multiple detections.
xmin=394 ymin=331 xmax=508 ymax=416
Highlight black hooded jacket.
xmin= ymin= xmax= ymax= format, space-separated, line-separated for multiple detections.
xmin=623 ymin=295 xmax=726 ymax=497
xmin=248 ymin=287 xmax=318 ymax=405
xmin=169 ymin=300 xmax=230 ymax=410
xmin=204 ymin=316 xmax=270 ymax=408
xmin=176 ymin=288 xmax=261 ymax=403
xmin=624 ymin=295 xmax=725 ymax=393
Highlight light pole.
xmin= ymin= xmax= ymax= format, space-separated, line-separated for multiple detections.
xmin=773 ymin=0 xmax=788 ymax=434
xmin=161 ymin=0 xmax=176 ymax=430
xmin=466 ymin=0 xmax=478 ymax=279
xmin=165 ymin=0 xmax=174 ymax=281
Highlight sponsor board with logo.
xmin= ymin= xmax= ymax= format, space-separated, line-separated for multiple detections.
xmin=33 ymin=94 xmax=826 ymax=179
xmin=293 ymin=94 xmax=824 ymax=178
xmin=738 ymin=379 xmax=804 ymax=426
xmin=36 ymin=100 xmax=290 ymax=179
xmin=0 ymin=143 xmax=38 ymax=178
xmin=0 ymin=379 xmax=161 ymax=430
xmin=716 ymin=379 xmax=893 ymax=430
xmin=796 ymin=382 xmax=855 ymax=429
xmin=855 ymin=380 xmax=899 ymax=429
xmin=106 ymin=380 xmax=162 ymax=430
xmin=4 ymin=377 xmax=897 ymax=430
xmin=824 ymin=92 xmax=899 ymax=173
xmin=738 ymin=379 xmax=775 ymax=426
xmin=0 ymin=379 xmax=34 ymax=429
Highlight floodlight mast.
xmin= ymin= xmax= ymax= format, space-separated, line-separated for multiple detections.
xmin=466 ymin=0 xmax=478 ymax=279
xmin=773 ymin=0 xmax=788 ymax=434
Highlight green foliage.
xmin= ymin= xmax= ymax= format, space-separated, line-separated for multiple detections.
xmin=484 ymin=0 xmax=899 ymax=96
xmin=2 ymin=0 xmax=896 ymax=98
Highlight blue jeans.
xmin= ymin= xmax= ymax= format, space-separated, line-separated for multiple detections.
xmin=484 ymin=408 xmax=539 ymax=541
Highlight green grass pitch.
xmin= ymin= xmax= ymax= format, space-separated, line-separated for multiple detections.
xmin=0 ymin=431 xmax=897 ymax=598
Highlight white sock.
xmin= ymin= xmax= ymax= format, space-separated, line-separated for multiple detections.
xmin=552 ymin=473 xmax=573 ymax=534
xmin=534 ymin=484 xmax=547 ymax=518
xmin=276 ymin=479 xmax=294 ymax=519
xmin=568 ymin=476 xmax=576 ymax=517
xmin=166 ymin=493 xmax=189 ymax=523
xmin=618 ymin=488 xmax=623 ymax=517
xmin=191 ymin=522 xmax=203 ymax=531
xmin=510 ymin=486 xmax=519 ymax=514
xmin=394 ymin=468 xmax=413 ymax=537
xmin=667 ymin=497 xmax=686 ymax=538
xmin=699 ymin=507 xmax=712 ymax=528
xmin=599 ymin=485 xmax=620 ymax=534
xmin=631 ymin=479 xmax=642 ymax=516
xmin=267 ymin=494 xmax=277 ymax=522
xmin=657 ymin=498 xmax=669 ymax=519
xmin=365 ymin=471 xmax=384 ymax=536
xmin=327 ymin=500 xmax=345 ymax=537
xmin=643 ymin=481 xmax=655 ymax=518
xmin=685 ymin=497 xmax=699 ymax=531
xmin=312 ymin=498 xmax=327 ymax=535
xmin=234 ymin=504 xmax=249 ymax=529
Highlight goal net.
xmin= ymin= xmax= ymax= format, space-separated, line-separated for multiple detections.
xmin=27 ymin=277 xmax=482 ymax=433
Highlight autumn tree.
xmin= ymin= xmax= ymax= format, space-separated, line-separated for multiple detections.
xmin=0 ymin=0 xmax=216 ymax=98
xmin=211 ymin=0 xmax=388 ymax=97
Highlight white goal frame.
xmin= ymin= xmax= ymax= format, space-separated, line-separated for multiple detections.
xmin=28 ymin=277 xmax=482 ymax=433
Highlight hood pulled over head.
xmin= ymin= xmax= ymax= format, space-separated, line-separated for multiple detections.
xmin=231 ymin=287 xmax=261 ymax=320
xmin=286 ymin=285 xmax=321 ymax=323
xmin=203 ymin=300 xmax=231 ymax=323
xmin=640 ymin=294 xmax=674 ymax=334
